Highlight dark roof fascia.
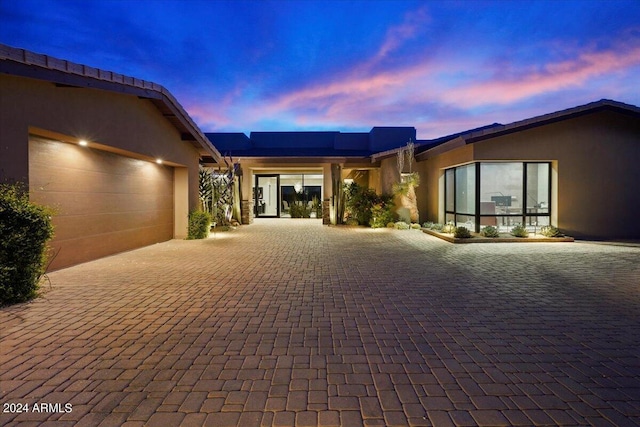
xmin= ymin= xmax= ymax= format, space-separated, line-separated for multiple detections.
xmin=415 ymin=136 xmax=467 ymax=160
xmin=226 ymin=155 xmax=374 ymax=165
xmin=370 ymin=141 xmax=431 ymax=163
xmin=417 ymin=99 xmax=640 ymax=160
xmin=0 ymin=43 xmax=222 ymax=163
xmin=464 ymin=99 xmax=640 ymax=144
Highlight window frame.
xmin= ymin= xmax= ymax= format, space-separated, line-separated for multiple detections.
xmin=444 ymin=161 xmax=552 ymax=232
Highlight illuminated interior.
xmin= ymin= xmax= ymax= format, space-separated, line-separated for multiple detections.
xmin=254 ymin=173 xmax=323 ymax=218
xmin=444 ymin=162 xmax=551 ymax=232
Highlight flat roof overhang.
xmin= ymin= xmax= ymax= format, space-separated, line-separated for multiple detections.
xmin=201 ymin=155 xmax=379 ymax=168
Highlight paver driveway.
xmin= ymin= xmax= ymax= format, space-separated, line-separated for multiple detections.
xmin=1 ymin=219 xmax=639 ymax=426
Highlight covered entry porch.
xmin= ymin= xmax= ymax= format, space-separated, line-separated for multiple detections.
xmin=239 ymin=161 xmax=381 ymax=224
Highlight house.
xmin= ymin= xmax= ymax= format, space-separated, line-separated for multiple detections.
xmin=2 ymin=43 xmax=638 ymax=274
xmin=411 ymin=99 xmax=640 ymax=240
xmin=204 ymin=128 xmax=415 ymax=224
xmin=210 ymin=100 xmax=640 ymax=240
xmin=0 ymin=44 xmax=222 ymax=270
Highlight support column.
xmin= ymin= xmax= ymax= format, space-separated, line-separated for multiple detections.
xmin=174 ymin=167 xmax=189 ymax=239
xmin=330 ymin=163 xmax=344 ymax=225
xmin=322 ymin=200 xmax=331 ymax=224
xmin=241 ymin=199 xmax=254 ymax=224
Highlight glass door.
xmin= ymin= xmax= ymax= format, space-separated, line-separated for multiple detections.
xmin=255 ymin=175 xmax=280 ymax=217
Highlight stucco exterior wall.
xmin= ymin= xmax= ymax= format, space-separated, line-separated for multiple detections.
xmin=379 ymin=157 xmax=400 ymax=195
xmin=0 ymin=73 xmax=202 ymax=267
xmin=418 ymin=110 xmax=640 ymax=239
xmin=416 ymin=144 xmax=475 ymax=224
xmin=1 ymin=74 xmax=201 ymax=205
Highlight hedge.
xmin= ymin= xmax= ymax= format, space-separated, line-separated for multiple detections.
xmin=187 ymin=210 xmax=212 ymax=239
xmin=1 ymin=183 xmax=55 ymax=305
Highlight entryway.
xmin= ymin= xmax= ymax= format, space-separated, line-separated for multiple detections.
xmin=254 ymin=173 xmax=323 ymax=218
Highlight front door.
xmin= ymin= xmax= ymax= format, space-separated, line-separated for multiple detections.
xmin=255 ymin=175 xmax=280 ymax=217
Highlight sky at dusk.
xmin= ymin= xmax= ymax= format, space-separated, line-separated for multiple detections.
xmin=1 ymin=0 xmax=639 ymax=139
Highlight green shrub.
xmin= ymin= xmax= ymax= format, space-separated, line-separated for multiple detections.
xmin=1 ymin=183 xmax=55 ymax=305
xmin=442 ymin=221 xmax=456 ymax=234
xmin=540 ymin=225 xmax=564 ymax=237
xmin=480 ymin=225 xmax=500 ymax=238
xmin=344 ymin=183 xmax=392 ymax=227
xmin=454 ymin=226 xmax=472 ymax=238
xmin=386 ymin=222 xmax=396 ymax=228
xmin=344 ymin=183 xmax=375 ymax=225
xmin=422 ymin=221 xmax=434 ymax=229
xmin=431 ymin=223 xmax=444 ymax=231
xmin=313 ymin=197 xmax=323 ymax=218
xmin=290 ymin=203 xmax=311 ymax=218
xmin=187 ymin=210 xmax=211 ymax=239
xmin=411 ymin=223 xmax=421 ymax=229
xmin=510 ymin=224 xmax=529 ymax=238
xmin=370 ymin=202 xmax=395 ymax=228
xmin=394 ymin=221 xmax=410 ymax=230
xmin=345 ymin=218 xmax=360 ymax=226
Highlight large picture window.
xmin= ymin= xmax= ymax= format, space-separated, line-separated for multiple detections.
xmin=444 ymin=162 xmax=551 ymax=232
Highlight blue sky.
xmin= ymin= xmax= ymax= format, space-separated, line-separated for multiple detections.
xmin=1 ymin=0 xmax=639 ymax=138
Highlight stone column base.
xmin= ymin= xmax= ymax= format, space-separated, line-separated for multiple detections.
xmin=322 ymin=200 xmax=331 ymax=225
xmin=241 ymin=200 xmax=254 ymax=224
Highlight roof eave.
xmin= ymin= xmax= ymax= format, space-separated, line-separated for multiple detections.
xmin=465 ymin=99 xmax=640 ymax=144
xmin=0 ymin=43 xmax=222 ymax=164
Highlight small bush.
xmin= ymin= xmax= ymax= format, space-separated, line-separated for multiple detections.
xmin=344 ymin=182 xmax=394 ymax=227
xmin=187 ymin=210 xmax=211 ymax=239
xmin=510 ymin=224 xmax=529 ymax=238
xmin=480 ymin=225 xmax=500 ymax=238
xmin=290 ymin=203 xmax=311 ymax=218
xmin=1 ymin=183 xmax=55 ymax=305
xmin=422 ymin=221 xmax=434 ymax=229
xmin=343 ymin=183 xmax=377 ymax=225
xmin=411 ymin=223 xmax=421 ymax=229
xmin=540 ymin=225 xmax=564 ymax=237
xmin=370 ymin=202 xmax=395 ymax=228
xmin=454 ymin=226 xmax=472 ymax=238
xmin=386 ymin=222 xmax=396 ymax=228
xmin=394 ymin=221 xmax=410 ymax=230
xmin=431 ymin=223 xmax=444 ymax=231
xmin=345 ymin=218 xmax=360 ymax=226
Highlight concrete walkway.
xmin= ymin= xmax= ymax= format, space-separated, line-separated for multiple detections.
xmin=1 ymin=219 xmax=639 ymax=426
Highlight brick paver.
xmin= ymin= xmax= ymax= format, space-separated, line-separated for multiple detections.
xmin=1 ymin=219 xmax=639 ymax=426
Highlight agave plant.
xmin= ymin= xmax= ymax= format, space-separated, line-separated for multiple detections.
xmin=510 ymin=224 xmax=529 ymax=238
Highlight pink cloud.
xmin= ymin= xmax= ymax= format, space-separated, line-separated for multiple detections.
xmin=265 ymin=41 xmax=640 ymax=132
xmin=189 ymin=18 xmax=640 ymax=138
xmin=443 ymin=45 xmax=640 ymax=107
xmin=369 ymin=6 xmax=430 ymax=64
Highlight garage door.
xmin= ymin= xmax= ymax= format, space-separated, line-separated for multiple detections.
xmin=29 ymin=136 xmax=174 ymax=270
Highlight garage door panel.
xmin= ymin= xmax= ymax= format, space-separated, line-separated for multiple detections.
xmin=30 ymin=138 xmax=173 ymax=178
xmin=49 ymin=224 xmax=174 ymax=268
xmin=52 ymin=209 xmax=173 ymax=239
xmin=33 ymin=191 xmax=173 ymax=216
xmin=30 ymin=157 xmax=172 ymax=195
xmin=29 ymin=137 xmax=176 ymax=270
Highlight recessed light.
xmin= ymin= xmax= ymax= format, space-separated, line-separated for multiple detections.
xmin=79 ymin=139 xmax=88 ymax=146
xmin=156 ymin=159 xmax=163 ymax=164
